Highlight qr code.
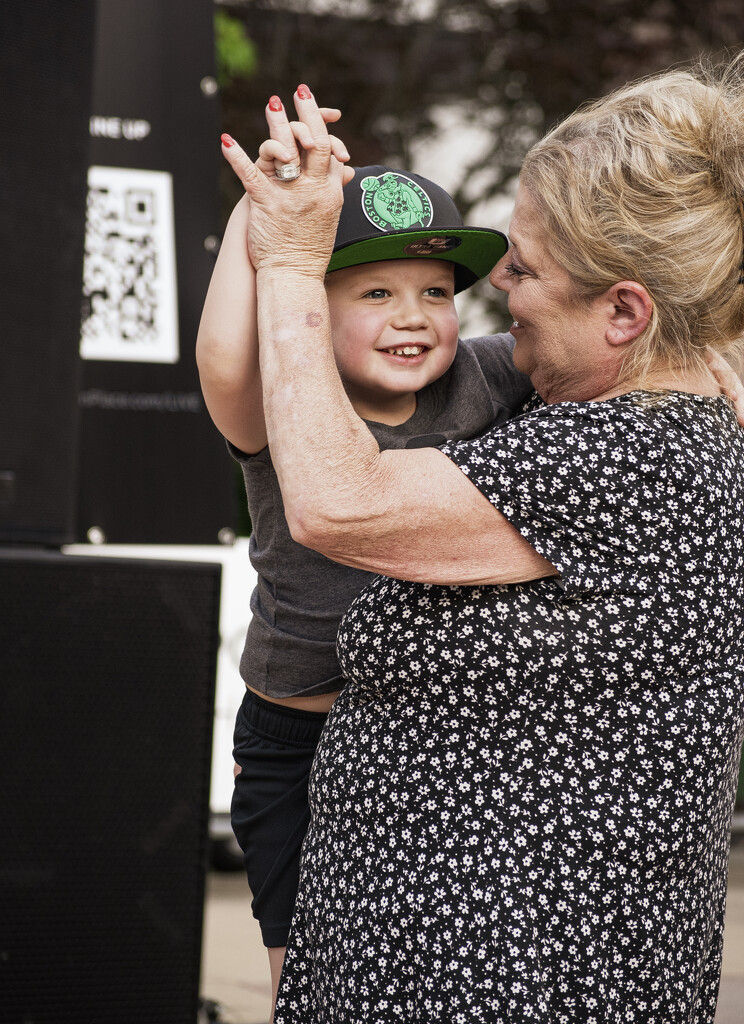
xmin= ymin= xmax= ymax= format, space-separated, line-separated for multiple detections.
xmin=80 ymin=166 xmax=179 ymax=364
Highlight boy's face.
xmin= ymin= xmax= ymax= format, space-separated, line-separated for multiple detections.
xmin=325 ymin=259 xmax=459 ymax=419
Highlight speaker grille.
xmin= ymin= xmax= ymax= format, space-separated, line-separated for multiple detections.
xmin=0 ymin=551 xmax=220 ymax=1023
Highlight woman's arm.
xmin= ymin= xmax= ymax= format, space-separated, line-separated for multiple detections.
xmin=196 ymin=99 xmax=348 ymax=455
xmin=196 ymin=195 xmax=266 ymax=454
xmin=255 ymin=265 xmax=555 ymax=586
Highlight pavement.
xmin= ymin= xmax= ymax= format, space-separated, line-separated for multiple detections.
xmin=200 ymin=832 xmax=744 ymax=1024
xmin=201 ymin=867 xmax=270 ymax=1024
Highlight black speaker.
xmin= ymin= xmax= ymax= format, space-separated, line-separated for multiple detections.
xmin=0 ymin=549 xmax=221 ymax=1023
xmin=0 ymin=1 xmax=96 ymax=544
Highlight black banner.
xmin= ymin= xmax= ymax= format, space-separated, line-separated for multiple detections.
xmin=77 ymin=0 xmax=237 ymax=543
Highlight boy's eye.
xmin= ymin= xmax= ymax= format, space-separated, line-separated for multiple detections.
xmin=424 ymin=287 xmax=448 ymax=297
xmin=363 ymin=288 xmax=390 ymax=299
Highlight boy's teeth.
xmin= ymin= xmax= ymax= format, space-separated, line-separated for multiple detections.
xmin=388 ymin=346 xmax=424 ymax=356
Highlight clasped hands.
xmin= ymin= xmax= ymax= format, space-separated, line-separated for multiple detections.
xmin=220 ymin=84 xmax=353 ymax=277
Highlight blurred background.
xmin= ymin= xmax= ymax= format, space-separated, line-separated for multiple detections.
xmin=1 ymin=1 xmax=743 ymax=1022
xmin=215 ymin=0 xmax=744 ymax=339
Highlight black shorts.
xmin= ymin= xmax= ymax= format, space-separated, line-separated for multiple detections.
xmin=230 ymin=688 xmax=328 ymax=948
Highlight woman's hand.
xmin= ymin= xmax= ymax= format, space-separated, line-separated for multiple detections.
xmin=253 ymin=90 xmax=349 ymax=183
xmin=705 ymin=347 xmax=744 ymax=426
xmin=220 ymin=86 xmax=352 ymax=278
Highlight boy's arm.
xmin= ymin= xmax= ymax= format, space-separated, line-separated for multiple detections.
xmin=196 ymin=195 xmax=267 ymax=454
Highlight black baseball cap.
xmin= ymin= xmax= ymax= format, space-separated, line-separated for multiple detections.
xmin=326 ymin=166 xmax=508 ymax=294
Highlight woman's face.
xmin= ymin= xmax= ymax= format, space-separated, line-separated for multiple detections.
xmin=489 ymin=186 xmax=617 ymax=403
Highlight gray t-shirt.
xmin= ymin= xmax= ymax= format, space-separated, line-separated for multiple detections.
xmin=229 ymin=333 xmax=532 ymax=698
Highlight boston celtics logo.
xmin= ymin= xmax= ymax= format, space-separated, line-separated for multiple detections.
xmin=360 ymin=172 xmax=433 ymax=232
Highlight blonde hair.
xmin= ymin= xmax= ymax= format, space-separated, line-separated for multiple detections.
xmin=520 ymin=57 xmax=744 ymax=385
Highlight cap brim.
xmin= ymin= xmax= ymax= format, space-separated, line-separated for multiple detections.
xmin=327 ymin=227 xmax=508 ymax=294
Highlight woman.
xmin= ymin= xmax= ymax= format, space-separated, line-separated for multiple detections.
xmin=223 ymin=62 xmax=744 ymax=1023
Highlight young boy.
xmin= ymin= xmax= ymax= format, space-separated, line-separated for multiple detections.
xmin=196 ymin=165 xmax=533 ymax=1011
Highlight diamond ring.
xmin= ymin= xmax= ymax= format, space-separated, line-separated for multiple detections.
xmin=275 ymin=163 xmax=302 ymax=182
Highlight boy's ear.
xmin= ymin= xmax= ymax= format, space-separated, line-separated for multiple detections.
xmin=604 ymin=281 xmax=652 ymax=347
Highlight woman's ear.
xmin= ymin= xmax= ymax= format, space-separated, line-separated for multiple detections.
xmin=605 ymin=282 xmax=652 ymax=347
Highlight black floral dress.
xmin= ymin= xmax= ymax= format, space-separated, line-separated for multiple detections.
xmin=273 ymin=392 xmax=744 ymax=1024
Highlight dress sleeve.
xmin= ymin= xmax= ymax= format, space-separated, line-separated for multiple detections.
xmin=441 ymin=397 xmax=663 ymax=598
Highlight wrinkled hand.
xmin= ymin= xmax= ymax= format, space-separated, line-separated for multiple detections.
xmin=705 ymin=347 xmax=744 ymax=427
xmin=221 ymin=86 xmax=353 ymax=278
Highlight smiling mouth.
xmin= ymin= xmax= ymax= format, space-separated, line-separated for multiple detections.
xmin=382 ymin=345 xmax=427 ymax=357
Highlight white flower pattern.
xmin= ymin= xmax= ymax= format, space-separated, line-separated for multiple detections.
xmin=274 ymin=391 xmax=744 ymax=1024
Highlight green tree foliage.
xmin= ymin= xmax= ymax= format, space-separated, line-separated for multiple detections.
xmin=214 ymin=8 xmax=257 ymax=88
xmin=219 ymin=0 xmax=744 ymax=199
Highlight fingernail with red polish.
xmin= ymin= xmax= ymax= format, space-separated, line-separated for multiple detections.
xmin=268 ymin=96 xmax=282 ymax=112
xmin=221 ymin=133 xmax=236 ymax=148
xmin=297 ymin=84 xmax=312 ymax=100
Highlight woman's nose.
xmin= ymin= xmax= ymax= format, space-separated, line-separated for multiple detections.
xmin=489 ymin=254 xmax=511 ymax=292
